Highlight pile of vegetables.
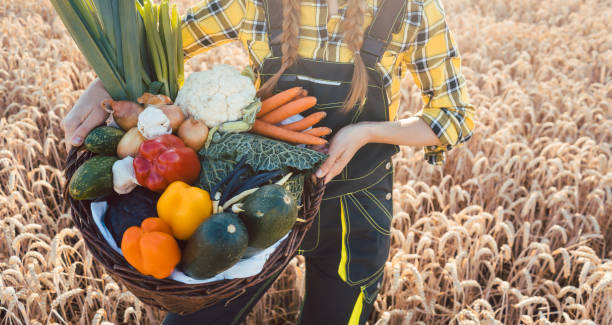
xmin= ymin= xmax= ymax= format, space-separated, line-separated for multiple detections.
xmin=55 ymin=0 xmax=331 ymax=280
xmin=64 ymin=57 xmax=329 ymax=280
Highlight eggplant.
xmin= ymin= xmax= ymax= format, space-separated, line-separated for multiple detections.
xmin=211 ymin=156 xmax=248 ymax=196
xmin=232 ymin=170 xmax=282 ymax=195
xmin=219 ymin=166 xmax=249 ymax=205
xmin=104 ymin=187 xmax=161 ymax=245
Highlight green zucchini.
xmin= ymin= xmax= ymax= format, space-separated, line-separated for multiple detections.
xmin=83 ymin=126 xmax=125 ymax=155
xmin=181 ymin=212 xmax=248 ymax=279
xmin=68 ymin=155 xmax=118 ymax=200
xmin=239 ymin=184 xmax=298 ymax=249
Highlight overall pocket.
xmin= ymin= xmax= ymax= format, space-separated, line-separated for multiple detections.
xmin=338 ymin=170 xmax=393 ymax=286
xmin=362 ymin=269 xmax=384 ymax=305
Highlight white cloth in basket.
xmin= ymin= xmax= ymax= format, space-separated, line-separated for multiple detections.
xmin=91 ymin=201 xmax=289 ymax=284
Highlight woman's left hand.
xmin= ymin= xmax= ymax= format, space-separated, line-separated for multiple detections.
xmin=315 ymin=123 xmax=371 ymax=184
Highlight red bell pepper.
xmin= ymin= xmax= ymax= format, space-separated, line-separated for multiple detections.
xmin=133 ymin=134 xmax=201 ymax=192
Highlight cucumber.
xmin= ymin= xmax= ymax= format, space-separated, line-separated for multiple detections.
xmin=83 ymin=126 xmax=125 ymax=155
xmin=239 ymin=184 xmax=298 ymax=249
xmin=68 ymin=155 xmax=118 ymax=200
xmin=181 ymin=212 xmax=248 ymax=279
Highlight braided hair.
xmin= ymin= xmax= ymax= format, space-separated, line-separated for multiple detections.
xmin=257 ymin=0 xmax=369 ymax=111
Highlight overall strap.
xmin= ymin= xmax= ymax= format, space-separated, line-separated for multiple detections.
xmin=263 ymin=0 xmax=283 ymax=57
xmin=360 ymin=0 xmax=406 ymax=68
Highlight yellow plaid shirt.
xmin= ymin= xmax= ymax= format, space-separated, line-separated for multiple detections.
xmin=181 ymin=0 xmax=475 ymax=165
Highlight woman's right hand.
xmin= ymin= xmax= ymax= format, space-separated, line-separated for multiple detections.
xmin=61 ymin=78 xmax=111 ymax=151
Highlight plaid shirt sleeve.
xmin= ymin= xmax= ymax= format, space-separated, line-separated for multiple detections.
xmin=181 ymin=0 xmax=246 ymax=59
xmin=403 ymin=0 xmax=475 ymax=165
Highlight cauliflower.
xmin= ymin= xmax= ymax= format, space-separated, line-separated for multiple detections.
xmin=112 ymin=156 xmax=139 ymax=194
xmin=175 ymin=64 xmax=256 ymax=128
xmin=137 ymin=106 xmax=172 ymax=139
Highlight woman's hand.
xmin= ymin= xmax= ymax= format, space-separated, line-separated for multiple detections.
xmin=312 ymin=117 xmax=446 ymax=184
xmin=315 ymin=123 xmax=371 ymax=184
xmin=61 ymin=78 xmax=111 ymax=151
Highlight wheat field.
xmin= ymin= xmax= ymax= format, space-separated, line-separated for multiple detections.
xmin=1 ymin=0 xmax=611 ymax=324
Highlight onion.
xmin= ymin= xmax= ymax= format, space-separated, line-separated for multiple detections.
xmin=178 ymin=118 xmax=209 ymax=151
xmin=117 ymin=127 xmax=145 ymax=158
xmin=137 ymin=93 xmax=172 ymax=106
xmin=160 ymin=104 xmax=185 ymax=132
xmin=102 ymin=99 xmax=144 ymax=131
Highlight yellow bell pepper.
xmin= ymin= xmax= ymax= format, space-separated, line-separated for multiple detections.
xmin=157 ymin=181 xmax=213 ymax=240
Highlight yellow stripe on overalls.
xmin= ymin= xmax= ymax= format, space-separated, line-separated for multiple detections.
xmin=338 ymin=198 xmax=348 ymax=282
xmin=339 ymin=199 xmax=365 ymax=324
xmin=348 ymin=290 xmax=365 ymax=325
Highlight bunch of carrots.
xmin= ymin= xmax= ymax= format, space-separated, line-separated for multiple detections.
xmin=251 ymin=87 xmax=331 ymax=146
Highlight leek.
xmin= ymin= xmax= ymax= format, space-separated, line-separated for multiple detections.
xmin=51 ymin=0 xmax=184 ymax=101
xmin=151 ymin=3 xmax=169 ymax=96
xmin=160 ymin=0 xmax=176 ymax=98
xmin=111 ymin=0 xmax=123 ymax=76
xmin=50 ymin=0 xmax=128 ymax=99
xmin=172 ymin=5 xmax=184 ymax=89
xmin=91 ymin=0 xmax=115 ymax=49
xmin=139 ymin=0 xmax=184 ymax=100
xmin=119 ymin=0 xmax=143 ymax=100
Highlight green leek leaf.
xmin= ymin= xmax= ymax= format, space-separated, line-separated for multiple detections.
xmin=50 ymin=0 xmax=128 ymax=99
xmin=151 ymin=3 xmax=169 ymax=96
xmin=119 ymin=0 xmax=144 ymax=100
xmin=112 ymin=0 xmax=123 ymax=78
xmin=160 ymin=0 xmax=176 ymax=98
xmin=92 ymin=0 xmax=116 ymax=50
xmin=142 ymin=0 xmax=163 ymax=90
xmin=148 ymin=81 xmax=163 ymax=95
xmin=172 ymin=5 xmax=184 ymax=90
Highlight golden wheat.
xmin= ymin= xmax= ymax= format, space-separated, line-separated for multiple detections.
xmin=1 ymin=0 xmax=611 ymax=324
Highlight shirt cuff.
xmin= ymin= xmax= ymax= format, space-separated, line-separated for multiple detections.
xmin=424 ymin=150 xmax=445 ymax=165
xmin=415 ymin=112 xmax=452 ymax=166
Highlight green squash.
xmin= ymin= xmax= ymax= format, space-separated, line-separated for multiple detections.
xmin=68 ymin=155 xmax=118 ymax=200
xmin=181 ymin=212 xmax=248 ymax=279
xmin=239 ymin=184 xmax=298 ymax=249
xmin=83 ymin=126 xmax=125 ymax=155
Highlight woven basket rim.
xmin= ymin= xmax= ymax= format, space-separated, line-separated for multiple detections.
xmin=64 ymin=145 xmax=325 ymax=314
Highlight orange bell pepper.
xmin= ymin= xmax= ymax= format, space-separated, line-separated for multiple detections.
xmin=121 ymin=218 xmax=181 ymax=279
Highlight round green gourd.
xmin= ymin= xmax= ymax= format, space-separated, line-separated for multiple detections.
xmin=240 ymin=184 xmax=298 ymax=249
xmin=83 ymin=126 xmax=125 ymax=155
xmin=181 ymin=212 xmax=248 ymax=279
xmin=68 ymin=155 xmax=118 ymax=200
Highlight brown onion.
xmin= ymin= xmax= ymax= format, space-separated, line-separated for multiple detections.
xmin=159 ymin=104 xmax=185 ymax=132
xmin=178 ymin=118 xmax=209 ymax=152
xmin=102 ymin=99 xmax=143 ymax=131
xmin=137 ymin=92 xmax=173 ymax=106
xmin=117 ymin=127 xmax=145 ymax=158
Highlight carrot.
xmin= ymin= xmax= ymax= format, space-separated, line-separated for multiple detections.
xmin=303 ymin=127 xmax=332 ymax=137
xmin=252 ymin=120 xmax=327 ymax=146
xmin=259 ymin=96 xmax=317 ymax=124
xmin=295 ymin=88 xmax=308 ymax=99
xmin=281 ymin=111 xmax=327 ymax=131
xmin=258 ymin=87 xmax=303 ymax=117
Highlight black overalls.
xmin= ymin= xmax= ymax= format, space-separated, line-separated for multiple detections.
xmin=163 ymin=0 xmax=405 ymax=324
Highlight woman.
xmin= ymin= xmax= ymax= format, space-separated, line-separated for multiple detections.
xmin=62 ymin=0 xmax=475 ymax=323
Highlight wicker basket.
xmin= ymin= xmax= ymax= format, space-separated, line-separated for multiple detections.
xmin=64 ymin=147 xmax=325 ymax=314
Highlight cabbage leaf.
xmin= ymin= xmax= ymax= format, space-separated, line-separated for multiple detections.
xmin=196 ymin=132 xmax=326 ymax=199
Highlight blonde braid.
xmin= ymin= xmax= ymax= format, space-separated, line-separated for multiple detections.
xmin=258 ymin=0 xmax=369 ymax=110
xmin=342 ymin=0 xmax=369 ymax=111
xmin=257 ymin=0 xmax=301 ymax=99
